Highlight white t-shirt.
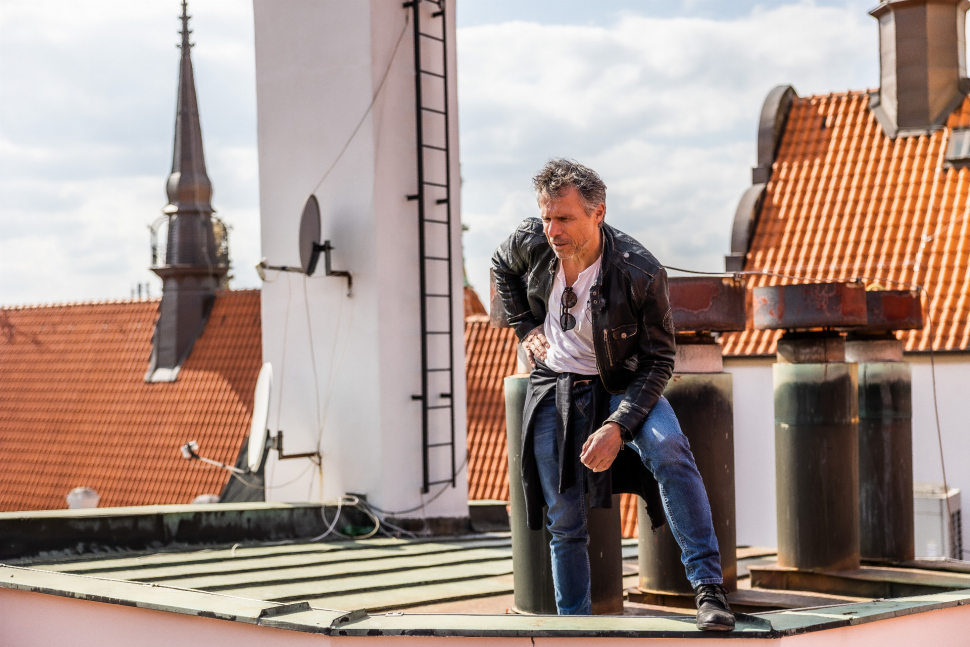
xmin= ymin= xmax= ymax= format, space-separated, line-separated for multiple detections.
xmin=542 ymin=255 xmax=602 ymax=375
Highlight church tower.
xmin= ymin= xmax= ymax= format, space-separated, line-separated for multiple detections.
xmin=147 ymin=0 xmax=228 ymax=382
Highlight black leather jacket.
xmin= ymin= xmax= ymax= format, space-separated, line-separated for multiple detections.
xmin=492 ymin=218 xmax=676 ymax=439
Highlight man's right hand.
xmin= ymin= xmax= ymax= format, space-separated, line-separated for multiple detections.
xmin=522 ymin=327 xmax=550 ymax=368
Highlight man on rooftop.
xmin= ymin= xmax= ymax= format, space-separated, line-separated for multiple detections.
xmin=492 ymin=159 xmax=734 ymax=631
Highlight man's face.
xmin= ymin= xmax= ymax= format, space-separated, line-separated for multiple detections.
xmin=539 ymin=184 xmax=605 ymax=260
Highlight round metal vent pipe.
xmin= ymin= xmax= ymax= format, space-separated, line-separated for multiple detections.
xmin=637 ymin=277 xmax=742 ymax=597
xmin=755 ymin=282 xmax=866 ymax=571
xmin=504 ymin=375 xmax=557 ymax=614
xmin=504 ymin=375 xmax=623 ymax=615
xmin=844 ymin=290 xmax=922 ymax=563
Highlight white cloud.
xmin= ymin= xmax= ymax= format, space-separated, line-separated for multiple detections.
xmin=457 ymin=3 xmax=877 ymax=303
xmin=0 ymin=0 xmax=259 ymax=305
xmin=0 ymin=1 xmax=882 ymax=306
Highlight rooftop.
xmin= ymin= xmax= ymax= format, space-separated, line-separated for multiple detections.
xmin=0 ymin=290 xmax=262 ymax=511
xmin=723 ymin=91 xmax=970 ymax=356
xmin=2 ymin=504 xmax=968 ymax=643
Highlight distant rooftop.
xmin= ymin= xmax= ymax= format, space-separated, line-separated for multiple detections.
xmin=0 ymin=290 xmax=262 ymax=511
xmin=724 ymin=92 xmax=970 ymax=357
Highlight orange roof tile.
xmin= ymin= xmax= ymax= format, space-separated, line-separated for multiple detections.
xmin=1 ymin=284 xmax=638 ymax=533
xmin=723 ymin=91 xmax=970 ymax=356
xmin=464 ymin=285 xmax=487 ymax=318
xmin=0 ymin=290 xmax=262 ymax=511
xmin=464 ymin=315 xmax=517 ymax=502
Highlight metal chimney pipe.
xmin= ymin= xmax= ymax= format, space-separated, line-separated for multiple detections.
xmin=755 ymin=282 xmax=867 ymax=571
xmin=504 ymin=374 xmax=557 ymax=615
xmin=637 ymin=277 xmax=742 ymax=599
xmin=868 ymin=0 xmax=970 ymax=138
xmin=845 ymin=290 xmax=923 ymax=562
xmin=504 ymin=374 xmax=624 ymax=615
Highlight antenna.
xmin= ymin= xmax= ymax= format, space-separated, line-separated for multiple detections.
xmin=301 ymin=196 xmax=353 ymax=295
xmin=299 ymin=196 xmax=322 ymax=274
xmin=254 ymin=195 xmax=352 ymax=295
xmin=248 ymin=362 xmax=273 ymax=472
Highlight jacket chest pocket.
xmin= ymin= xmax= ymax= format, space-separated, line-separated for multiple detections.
xmin=605 ymin=323 xmax=638 ymax=366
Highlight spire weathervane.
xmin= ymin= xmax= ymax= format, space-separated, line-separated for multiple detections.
xmin=179 ymin=0 xmax=192 ymax=51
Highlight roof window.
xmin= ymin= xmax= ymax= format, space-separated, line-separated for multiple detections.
xmin=945 ymin=128 xmax=970 ymax=166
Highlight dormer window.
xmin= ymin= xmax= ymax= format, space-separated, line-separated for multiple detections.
xmin=945 ymin=128 xmax=970 ymax=167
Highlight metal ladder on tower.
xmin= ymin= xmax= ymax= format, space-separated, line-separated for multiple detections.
xmin=405 ymin=0 xmax=456 ymax=494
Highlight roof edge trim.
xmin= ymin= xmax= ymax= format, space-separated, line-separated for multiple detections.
xmin=726 ymin=183 xmax=767 ymax=272
xmin=754 ymin=85 xmax=797 ymax=182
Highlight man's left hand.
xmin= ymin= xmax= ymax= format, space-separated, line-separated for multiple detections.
xmin=580 ymin=422 xmax=624 ymax=472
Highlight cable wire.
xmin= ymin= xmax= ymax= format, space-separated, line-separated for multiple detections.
xmin=361 ymin=454 xmax=468 ymax=517
xmin=309 ymin=13 xmax=410 ymax=196
xmin=302 ymin=275 xmax=322 ymax=437
xmin=274 ymin=273 xmax=293 ymax=434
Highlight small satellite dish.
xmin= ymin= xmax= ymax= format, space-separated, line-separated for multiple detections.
xmin=299 ymin=196 xmax=322 ymax=275
xmin=248 ymin=362 xmax=273 ymax=473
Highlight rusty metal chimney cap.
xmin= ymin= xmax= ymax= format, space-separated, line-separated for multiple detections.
xmin=668 ymin=276 xmax=747 ymax=333
xmin=753 ymin=282 xmax=868 ymax=331
xmin=844 ymin=289 xmax=924 ymax=333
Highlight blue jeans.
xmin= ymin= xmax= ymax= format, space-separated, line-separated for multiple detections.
xmin=533 ymin=391 xmax=723 ymax=615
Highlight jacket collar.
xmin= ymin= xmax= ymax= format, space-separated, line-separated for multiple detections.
xmin=545 ymin=224 xmax=616 ymax=285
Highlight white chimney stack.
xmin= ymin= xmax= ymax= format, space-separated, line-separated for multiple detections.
xmin=252 ymin=0 xmax=468 ymax=523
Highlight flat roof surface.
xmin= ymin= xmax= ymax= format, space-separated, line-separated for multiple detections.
xmin=4 ymin=507 xmax=969 ymax=639
xmin=9 ymin=534 xmax=632 ymax=613
xmin=2 ymin=559 xmax=968 ymax=639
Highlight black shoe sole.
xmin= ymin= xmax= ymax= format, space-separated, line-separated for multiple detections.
xmin=696 ymin=621 xmax=735 ymax=632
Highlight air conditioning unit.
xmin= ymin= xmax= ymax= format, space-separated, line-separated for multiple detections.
xmin=914 ymin=483 xmax=962 ymax=559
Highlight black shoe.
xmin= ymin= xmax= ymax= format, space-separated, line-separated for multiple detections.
xmin=694 ymin=583 xmax=735 ymax=631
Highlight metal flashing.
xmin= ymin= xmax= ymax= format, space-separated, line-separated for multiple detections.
xmin=727 ymin=85 xmax=797 ymax=272
xmin=756 ymin=85 xmax=797 ymax=176
xmin=2 ymin=563 xmax=968 ymax=639
xmin=868 ymin=0 xmax=969 ymax=138
xmin=0 ymin=502 xmax=362 ymax=560
xmin=725 ymin=183 xmax=766 ymax=272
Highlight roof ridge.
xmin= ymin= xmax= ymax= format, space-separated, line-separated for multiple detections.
xmin=799 ymin=88 xmax=876 ymax=101
xmin=0 ymin=297 xmax=162 ymax=311
xmin=1 ymin=288 xmax=260 ymax=311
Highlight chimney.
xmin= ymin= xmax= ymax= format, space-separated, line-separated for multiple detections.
xmin=147 ymin=1 xmax=227 ymax=382
xmin=869 ymin=0 xmax=970 ymax=138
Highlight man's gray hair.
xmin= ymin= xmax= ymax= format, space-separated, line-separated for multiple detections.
xmin=532 ymin=158 xmax=607 ymax=215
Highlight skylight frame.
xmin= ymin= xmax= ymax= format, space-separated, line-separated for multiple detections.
xmin=945 ymin=127 xmax=970 ymax=168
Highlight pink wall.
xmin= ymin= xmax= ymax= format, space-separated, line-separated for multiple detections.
xmin=1 ymin=586 xmax=968 ymax=646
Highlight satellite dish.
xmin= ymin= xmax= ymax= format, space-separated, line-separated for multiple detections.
xmin=248 ymin=362 xmax=273 ymax=473
xmin=299 ymin=196 xmax=322 ymax=275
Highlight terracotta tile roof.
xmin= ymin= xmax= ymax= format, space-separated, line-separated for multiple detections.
xmin=464 ymin=285 xmax=487 ymax=318
xmin=2 ymin=282 xmax=638 ymax=533
xmin=462 ymin=311 xmax=640 ymax=537
xmin=464 ymin=315 xmax=517 ymax=502
xmin=0 ymin=291 xmax=262 ymax=511
xmin=722 ymin=91 xmax=970 ymax=356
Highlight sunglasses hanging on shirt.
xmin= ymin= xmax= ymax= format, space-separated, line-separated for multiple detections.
xmin=560 ymin=286 xmax=578 ymax=331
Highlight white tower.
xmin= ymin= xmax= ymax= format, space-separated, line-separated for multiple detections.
xmin=252 ymin=0 xmax=467 ymax=521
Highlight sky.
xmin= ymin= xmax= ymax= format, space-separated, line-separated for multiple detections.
xmin=0 ymin=0 xmax=884 ymax=306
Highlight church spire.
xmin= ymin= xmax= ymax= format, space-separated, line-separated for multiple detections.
xmin=165 ymin=0 xmax=212 ymax=224
xmin=148 ymin=0 xmax=227 ymax=382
